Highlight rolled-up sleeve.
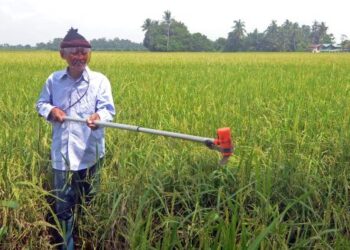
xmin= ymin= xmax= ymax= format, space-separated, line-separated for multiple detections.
xmin=36 ymin=77 xmax=56 ymax=120
xmin=96 ymin=76 xmax=115 ymax=122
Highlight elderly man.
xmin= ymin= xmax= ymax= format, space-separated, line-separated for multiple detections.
xmin=36 ymin=28 xmax=115 ymax=249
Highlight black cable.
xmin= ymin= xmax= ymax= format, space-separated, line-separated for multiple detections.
xmin=63 ymin=76 xmax=90 ymax=112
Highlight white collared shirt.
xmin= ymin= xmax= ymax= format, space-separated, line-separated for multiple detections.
xmin=36 ymin=66 xmax=115 ymax=171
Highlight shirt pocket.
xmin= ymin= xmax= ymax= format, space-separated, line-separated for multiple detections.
xmin=74 ymin=95 xmax=96 ymax=117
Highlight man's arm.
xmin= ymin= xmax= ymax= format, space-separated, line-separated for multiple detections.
xmin=36 ymin=77 xmax=66 ymax=122
xmin=86 ymin=75 xmax=115 ymax=130
xmin=95 ymin=76 xmax=116 ymax=122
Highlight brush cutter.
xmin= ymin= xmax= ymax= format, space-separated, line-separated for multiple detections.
xmin=64 ymin=116 xmax=234 ymax=164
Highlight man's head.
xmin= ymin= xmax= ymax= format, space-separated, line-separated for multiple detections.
xmin=60 ymin=28 xmax=91 ymax=77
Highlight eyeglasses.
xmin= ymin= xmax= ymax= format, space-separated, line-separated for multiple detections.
xmin=62 ymin=47 xmax=91 ymax=55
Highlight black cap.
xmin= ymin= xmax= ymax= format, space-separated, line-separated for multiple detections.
xmin=60 ymin=28 xmax=91 ymax=48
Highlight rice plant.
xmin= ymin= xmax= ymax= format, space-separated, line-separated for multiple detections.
xmin=1 ymin=51 xmax=350 ymax=249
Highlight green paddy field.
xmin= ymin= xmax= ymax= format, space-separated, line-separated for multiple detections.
xmin=1 ymin=51 xmax=350 ymax=249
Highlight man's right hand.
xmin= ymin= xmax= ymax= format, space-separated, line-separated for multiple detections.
xmin=49 ymin=107 xmax=66 ymax=123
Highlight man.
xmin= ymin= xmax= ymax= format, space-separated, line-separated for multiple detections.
xmin=36 ymin=28 xmax=115 ymax=249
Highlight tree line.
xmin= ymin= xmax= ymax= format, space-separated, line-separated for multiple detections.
xmin=142 ymin=11 xmax=350 ymax=52
xmin=0 ymin=38 xmax=146 ymax=51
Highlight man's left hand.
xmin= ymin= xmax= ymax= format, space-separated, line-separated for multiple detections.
xmin=87 ymin=113 xmax=100 ymax=130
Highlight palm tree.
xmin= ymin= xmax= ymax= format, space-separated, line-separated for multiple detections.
xmin=264 ymin=20 xmax=280 ymax=51
xmin=311 ymin=21 xmax=320 ymax=44
xmin=142 ymin=18 xmax=152 ymax=32
xmin=291 ymin=22 xmax=299 ymax=51
xmin=232 ymin=19 xmax=246 ymax=40
xmin=319 ymin=22 xmax=328 ymax=43
xmin=142 ymin=18 xmax=154 ymax=49
xmin=225 ymin=19 xmax=246 ymax=51
xmin=163 ymin=10 xmax=172 ymax=51
xmin=281 ymin=19 xmax=293 ymax=51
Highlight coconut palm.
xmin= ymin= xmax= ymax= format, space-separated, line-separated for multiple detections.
xmin=232 ymin=19 xmax=246 ymax=40
xmin=163 ymin=10 xmax=172 ymax=51
xmin=225 ymin=19 xmax=246 ymax=51
xmin=142 ymin=18 xmax=152 ymax=32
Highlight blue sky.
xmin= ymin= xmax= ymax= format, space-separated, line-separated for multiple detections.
xmin=0 ymin=0 xmax=347 ymax=45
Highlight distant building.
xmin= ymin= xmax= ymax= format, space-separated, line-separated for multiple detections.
xmin=310 ymin=43 xmax=342 ymax=53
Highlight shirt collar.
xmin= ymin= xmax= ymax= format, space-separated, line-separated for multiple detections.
xmin=60 ymin=66 xmax=90 ymax=83
xmin=82 ymin=66 xmax=90 ymax=82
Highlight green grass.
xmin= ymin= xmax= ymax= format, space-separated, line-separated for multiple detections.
xmin=1 ymin=51 xmax=350 ymax=249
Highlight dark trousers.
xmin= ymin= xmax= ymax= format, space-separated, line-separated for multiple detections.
xmin=51 ymin=160 xmax=102 ymax=249
xmin=53 ymin=163 xmax=100 ymax=221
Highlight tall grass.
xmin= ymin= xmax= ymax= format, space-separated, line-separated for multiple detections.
xmin=1 ymin=51 xmax=350 ymax=249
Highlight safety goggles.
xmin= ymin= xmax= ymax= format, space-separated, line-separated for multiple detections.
xmin=62 ymin=47 xmax=91 ymax=55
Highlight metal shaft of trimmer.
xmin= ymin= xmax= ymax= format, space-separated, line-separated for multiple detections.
xmin=64 ymin=116 xmax=215 ymax=145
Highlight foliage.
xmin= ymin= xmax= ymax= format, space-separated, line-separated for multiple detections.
xmin=141 ymin=12 xmax=339 ymax=52
xmin=0 ymin=37 xmax=145 ymax=51
xmin=310 ymin=21 xmax=334 ymax=44
xmin=244 ymin=29 xmax=264 ymax=51
xmin=225 ymin=19 xmax=246 ymax=51
xmin=213 ymin=38 xmax=227 ymax=52
xmin=90 ymin=38 xmax=145 ymax=51
xmin=191 ymin=33 xmax=215 ymax=51
xmin=36 ymin=38 xmax=62 ymax=50
xmin=342 ymin=40 xmax=350 ymax=50
xmin=142 ymin=11 xmax=214 ymax=51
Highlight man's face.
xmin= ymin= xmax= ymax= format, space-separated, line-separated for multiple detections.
xmin=60 ymin=47 xmax=91 ymax=73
